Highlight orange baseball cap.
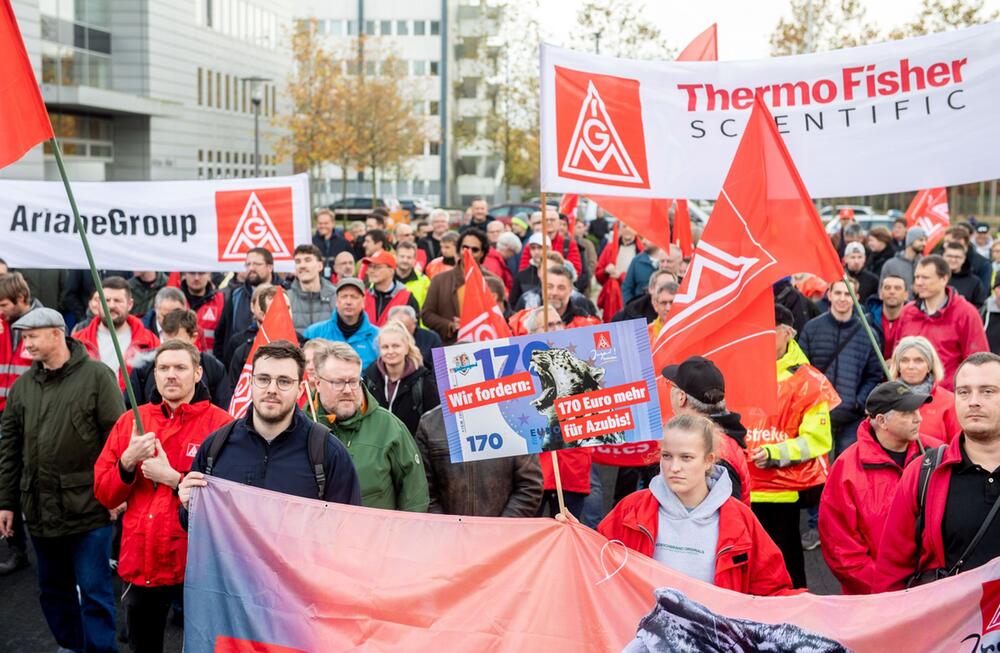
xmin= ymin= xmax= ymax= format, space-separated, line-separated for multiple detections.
xmin=362 ymin=250 xmax=397 ymax=269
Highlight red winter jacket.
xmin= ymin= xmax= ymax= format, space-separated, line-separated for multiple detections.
xmin=597 ymin=488 xmax=793 ymax=595
xmin=818 ymin=419 xmax=943 ymax=595
xmin=715 ymin=433 xmax=751 ymax=505
xmin=93 ymin=396 xmax=233 ymax=587
xmin=871 ymin=434 xmax=965 ymax=593
xmin=540 ymin=448 xmax=592 ymax=494
xmin=888 ymin=288 xmax=989 ymax=390
xmin=919 ymin=384 xmax=961 ymax=442
xmin=518 ymin=233 xmax=583 ymax=276
xmin=74 ymin=315 xmax=160 ymax=391
xmin=482 ymin=249 xmax=513 ymax=293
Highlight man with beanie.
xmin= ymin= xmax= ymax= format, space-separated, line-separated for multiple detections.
xmin=843 ymin=242 xmax=880 ymax=302
xmin=881 ymin=227 xmax=927 ymax=291
xmin=818 ymin=381 xmax=942 ymax=594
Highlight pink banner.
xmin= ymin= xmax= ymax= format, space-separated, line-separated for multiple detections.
xmin=184 ymin=478 xmax=1000 ymax=652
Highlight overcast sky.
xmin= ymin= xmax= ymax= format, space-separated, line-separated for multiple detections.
xmin=537 ymin=0 xmax=1000 ymax=60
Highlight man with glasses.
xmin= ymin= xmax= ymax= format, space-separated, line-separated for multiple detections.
xmin=516 ymin=208 xmax=583 ymax=277
xmin=213 ymin=247 xmax=275 ymax=362
xmin=422 ymin=228 xmax=498 ymax=344
xmin=179 ymin=340 xmax=361 ymax=520
xmin=313 ymin=342 xmax=428 ymax=511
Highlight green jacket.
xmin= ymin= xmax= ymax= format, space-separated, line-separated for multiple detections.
xmin=0 ymin=339 xmax=124 ymax=537
xmin=317 ymin=385 xmax=429 ymax=512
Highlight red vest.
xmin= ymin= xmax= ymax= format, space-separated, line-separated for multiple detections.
xmin=194 ymin=293 xmax=225 ymax=352
xmin=0 ymin=318 xmax=32 ymax=412
xmin=364 ymin=288 xmax=413 ymax=327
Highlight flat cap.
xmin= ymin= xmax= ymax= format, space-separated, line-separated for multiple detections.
xmin=12 ymin=307 xmax=66 ymax=331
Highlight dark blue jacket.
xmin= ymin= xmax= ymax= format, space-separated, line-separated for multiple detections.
xmin=622 ymin=252 xmax=657 ymax=304
xmin=798 ymin=311 xmax=884 ymax=423
xmin=180 ymin=407 xmax=361 ymax=528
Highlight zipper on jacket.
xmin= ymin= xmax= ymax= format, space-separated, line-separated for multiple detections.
xmin=261 ymin=440 xmax=270 ymax=482
xmin=636 ymin=524 xmax=654 ymax=549
xmin=715 ymin=545 xmax=734 ymax=560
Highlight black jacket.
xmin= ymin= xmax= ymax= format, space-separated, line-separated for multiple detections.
xmin=181 ymin=407 xmax=362 ymax=529
xmin=213 ymin=278 xmax=277 ymax=362
xmin=362 ymin=362 xmax=440 ymax=436
xmin=847 ymin=268 xmax=880 ymax=303
xmin=774 ymin=278 xmax=822 ymax=333
xmin=610 ymin=294 xmax=656 ymax=324
xmin=127 ymin=350 xmax=232 ymax=410
xmin=949 ymin=261 xmax=988 ymax=309
xmin=312 ymin=230 xmax=351 ymax=273
xmin=864 ymin=246 xmax=895 ymax=278
xmin=798 ymin=311 xmax=884 ymax=423
xmin=414 ymin=327 xmax=443 ymax=373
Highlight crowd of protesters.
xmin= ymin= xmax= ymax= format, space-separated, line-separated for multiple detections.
xmin=1 ymin=199 xmax=1000 ymax=651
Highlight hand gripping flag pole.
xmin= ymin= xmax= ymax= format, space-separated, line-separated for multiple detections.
xmin=50 ymin=139 xmax=146 ymax=434
xmin=539 ymin=192 xmax=568 ymax=518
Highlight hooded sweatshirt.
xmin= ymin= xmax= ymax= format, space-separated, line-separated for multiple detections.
xmin=648 ymin=465 xmax=731 ymax=583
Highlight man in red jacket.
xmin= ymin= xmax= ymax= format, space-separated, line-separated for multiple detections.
xmin=74 ymin=276 xmax=160 ymax=391
xmin=873 ymin=352 xmax=1000 ymax=592
xmin=887 ymin=256 xmax=989 ymax=390
xmin=517 ymin=208 xmax=583 ymax=276
xmin=819 ymin=381 xmax=943 ymax=594
xmin=94 ymin=340 xmax=231 ymax=652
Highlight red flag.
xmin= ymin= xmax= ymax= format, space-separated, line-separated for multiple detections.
xmin=905 ymin=187 xmax=950 ymax=254
xmin=596 ymin=221 xmax=624 ymax=321
xmin=653 ymin=96 xmax=842 ymax=419
xmin=558 ymin=193 xmax=580 ymax=236
xmin=457 ymin=249 xmax=511 ymax=342
xmin=676 ymin=23 xmax=718 ymax=61
xmin=673 ymin=200 xmax=694 ymax=258
xmin=0 ymin=2 xmax=54 ymax=169
xmin=228 ymin=288 xmax=303 ymax=418
xmin=584 ymin=27 xmax=718 ymax=254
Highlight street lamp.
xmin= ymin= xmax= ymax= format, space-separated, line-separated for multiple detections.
xmin=244 ymin=76 xmax=270 ymax=177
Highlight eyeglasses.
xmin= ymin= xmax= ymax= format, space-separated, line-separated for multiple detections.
xmin=461 ymin=244 xmax=482 ymax=253
xmin=316 ymin=374 xmax=361 ymax=391
xmin=252 ymin=374 xmax=299 ymax=391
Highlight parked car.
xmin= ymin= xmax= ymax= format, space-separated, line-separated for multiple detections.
xmin=824 ymin=214 xmax=895 ymax=235
xmin=489 ymin=202 xmax=541 ymax=225
xmin=819 ymin=204 xmax=877 ymax=218
xmin=397 ymin=198 xmax=432 ymax=218
xmin=329 ymin=196 xmax=387 ymax=221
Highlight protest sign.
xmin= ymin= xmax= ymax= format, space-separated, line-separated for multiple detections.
xmin=0 ymin=174 xmax=310 ymax=272
xmin=540 ymin=23 xmax=1000 ymax=199
xmin=184 ymin=477 xmax=1000 ymax=652
xmin=432 ymin=318 xmax=661 ymax=463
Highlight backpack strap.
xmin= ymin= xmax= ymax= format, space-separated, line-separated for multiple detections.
xmin=307 ymin=421 xmax=329 ymax=499
xmin=908 ymin=444 xmax=947 ymax=586
xmin=204 ymin=420 xmax=239 ymax=477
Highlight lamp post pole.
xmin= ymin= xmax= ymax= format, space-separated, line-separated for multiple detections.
xmin=244 ymin=76 xmax=270 ymax=178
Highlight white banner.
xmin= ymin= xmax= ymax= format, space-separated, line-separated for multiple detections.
xmin=0 ymin=174 xmax=311 ymax=272
xmin=540 ymin=23 xmax=1000 ymax=199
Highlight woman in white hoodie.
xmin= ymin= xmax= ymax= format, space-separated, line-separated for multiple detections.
xmin=598 ymin=415 xmax=793 ymax=595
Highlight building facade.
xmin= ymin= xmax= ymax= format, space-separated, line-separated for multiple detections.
xmin=301 ymin=0 xmax=502 ymax=208
xmin=4 ymin=0 xmax=294 ymax=183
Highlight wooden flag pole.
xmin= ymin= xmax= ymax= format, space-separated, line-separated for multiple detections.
xmin=539 ymin=192 xmax=568 ymax=518
xmin=50 ymin=138 xmax=145 ymax=435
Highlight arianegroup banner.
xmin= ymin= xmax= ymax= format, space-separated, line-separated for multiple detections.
xmin=0 ymin=174 xmax=310 ymax=272
xmin=432 ymin=319 xmax=662 ymax=463
xmin=184 ymin=478 xmax=1000 ymax=652
xmin=540 ymin=23 xmax=1000 ymax=199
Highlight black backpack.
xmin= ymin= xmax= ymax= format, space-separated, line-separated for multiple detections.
xmin=203 ymin=420 xmax=330 ymax=499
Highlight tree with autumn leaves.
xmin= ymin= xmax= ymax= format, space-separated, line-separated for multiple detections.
xmin=276 ymin=20 xmax=427 ymax=206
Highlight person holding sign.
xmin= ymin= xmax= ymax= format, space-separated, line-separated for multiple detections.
xmin=598 ymin=415 xmax=792 ymax=595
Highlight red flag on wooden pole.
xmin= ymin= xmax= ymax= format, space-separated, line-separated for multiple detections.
xmin=457 ymin=249 xmax=512 ymax=342
xmin=904 ymin=187 xmax=950 ymax=254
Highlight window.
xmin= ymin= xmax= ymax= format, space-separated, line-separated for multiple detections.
xmin=197 ymin=67 xmax=203 ymax=105
xmin=429 ymin=61 xmax=439 ymax=76
xmin=216 ymin=71 xmax=221 ymax=107
xmin=429 ymin=141 xmax=440 ymax=155
xmin=414 ymin=20 xmax=425 ymax=36
xmin=412 ymin=60 xmax=425 ymax=75
xmin=45 ymin=113 xmax=114 ymax=159
xmin=429 ymin=100 xmax=439 ymax=116
xmin=430 ymin=20 xmax=440 ymax=35
xmin=271 ymin=85 xmax=276 ymax=115
xmin=347 ymin=19 xmax=356 ymax=35
xmin=365 ymin=61 xmax=376 ymax=75
xmin=225 ymin=74 xmax=231 ymax=110
xmin=329 ymin=19 xmax=343 ymax=36
xmin=396 ymin=20 xmax=408 ymax=35
xmin=206 ymin=69 xmax=213 ymax=107
xmin=365 ymin=20 xmax=375 ymax=35
xmin=413 ymin=101 xmax=425 ymax=115
xmin=380 ymin=20 xmax=391 ymax=35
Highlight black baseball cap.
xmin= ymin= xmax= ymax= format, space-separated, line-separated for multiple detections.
xmin=865 ymin=381 xmax=932 ymax=417
xmin=661 ymin=356 xmax=725 ymax=404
